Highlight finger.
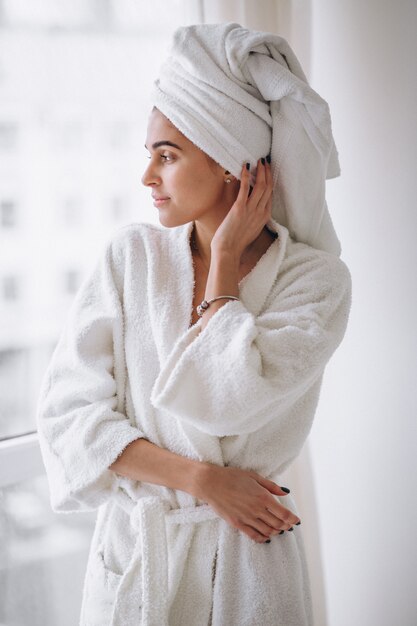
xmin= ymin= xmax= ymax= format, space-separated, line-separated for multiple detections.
xmin=266 ymin=183 xmax=273 ymax=215
xmin=253 ymin=477 xmax=300 ymax=527
xmin=266 ymin=196 xmax=273 ymax=221
xmin=236 ymin=521 xmax=271 ymax=543
xmin=254 ymin=474 xmax=289 ymax=497
xmin=261 ymin=494 xmax=301 ymax=527
xmin=257 ymin=509 xmax=287 ymax=532
xmin=248 ymin=158 xmax=267 ymax=206
xmin=272 ymin=505 xmax=300 ymax=528
xmin=250 ymin=517 xmax=281 ymax=538
xmin=238 ymin=162 xmax=251 ymax=201
xmin=258 ymin=508 xmax=294 ymax=532
xmin=257 ymin=496 xmax=300 ymax=528
xmin=265 ymin=155 xmax=273 ymax=192
xmin=259 ymin=157 xmax=273 ymax=211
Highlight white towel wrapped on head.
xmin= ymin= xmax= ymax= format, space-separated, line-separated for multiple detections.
xmin=151 ymin=22 xmax=342 ymax=256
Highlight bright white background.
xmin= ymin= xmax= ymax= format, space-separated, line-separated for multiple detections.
xmin=206 ymin=2 xmax=417 ymax=625
xmin=274 ymin=1 xmax=417 ymax=625
xmin=308 ymin=1 xmax=417 ymax=624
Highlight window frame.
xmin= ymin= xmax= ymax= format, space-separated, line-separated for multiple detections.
xmin=0 ymin=432 xmax=44 ymax=489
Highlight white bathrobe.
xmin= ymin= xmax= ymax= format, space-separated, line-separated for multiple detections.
xmin=36 ymin=216 xmax=352 ymax=626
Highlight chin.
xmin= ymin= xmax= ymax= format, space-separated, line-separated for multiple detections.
xmin=157 ymin=211 xmax=191 ymax=229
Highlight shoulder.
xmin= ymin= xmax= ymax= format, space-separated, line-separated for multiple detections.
xmin=102 ymin=220 xmax=185 ymax=267
xmin=88 ymin=222 xmax=164 ymax=293
xmin=106 ymin=221 xmax=163 ymax=257
xmin=281 ymin=237 xmax=351 ymax=289
xmin=260 ymin=238 xmax=353 ymax=338
xmin=270 ymin=236 xmax=352 ymax=313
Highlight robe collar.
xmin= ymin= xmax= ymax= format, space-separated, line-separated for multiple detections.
xmin=181 ymin=215 xmax=288 ymax=317
xmin=149 ymin=216 xmax=289 ymax=366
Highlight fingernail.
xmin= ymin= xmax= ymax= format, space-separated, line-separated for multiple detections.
xmin=296 ymin=521 xmax=301 ymax=525
xmin=261 ymin=157 xmax=265 ymax=165
xmin=246 ymin=162 xmax=250 ymax=170
xmin=281 ymin=487 xmax=290 ymax=493
xmin=266 ymin=154 xmax=271 ymax=164
xmin=288 ymin=527 xmax=294 ymax=531
xmin=265 ymin=539 xmax=271 ymax=543
xmin=279 ymin=530 xmax=285 ymax=535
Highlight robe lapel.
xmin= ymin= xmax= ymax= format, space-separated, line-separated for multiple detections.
xmin=146 ymin=222 xmax=194 ymax=367
xmin=148 ymin=217 xmax=290 ymax=466
xmin=238 ymin=216 xmax=289 ymax=316
xmin=150 ymin=216 xmax=289 ymax=368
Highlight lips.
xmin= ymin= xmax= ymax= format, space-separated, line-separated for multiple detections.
xmin=152 ymin=195 xmax=170 ymax=208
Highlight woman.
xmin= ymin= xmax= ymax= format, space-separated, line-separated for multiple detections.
xmin=36 ymin=23 xmax=352 ymax=626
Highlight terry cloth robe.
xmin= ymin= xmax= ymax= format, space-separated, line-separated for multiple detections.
xmin=35 ymin=216 xmax=352 ymax=626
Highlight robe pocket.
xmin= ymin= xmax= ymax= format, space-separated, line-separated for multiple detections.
xmin=82 ymin=542 xmax=123 ymax=626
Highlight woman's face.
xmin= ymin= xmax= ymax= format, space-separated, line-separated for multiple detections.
xmin=142 ymin=108 xmax=238 ymax=226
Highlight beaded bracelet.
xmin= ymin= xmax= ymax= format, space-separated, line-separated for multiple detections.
xmin=196 ymin=295 xmax=239 ymax=317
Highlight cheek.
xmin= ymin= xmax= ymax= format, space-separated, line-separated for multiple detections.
xmin=169 ymin=162 xmax=221 ymax=202
xmin=188 ymin=169 xmax=221 ymax=198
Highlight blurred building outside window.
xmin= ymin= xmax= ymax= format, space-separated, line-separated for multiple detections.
xmin=0 ymin=1 xmax=204 ymax=624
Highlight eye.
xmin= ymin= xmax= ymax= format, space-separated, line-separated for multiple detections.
xmin=145 ymin=153 xmax=173 ymax=162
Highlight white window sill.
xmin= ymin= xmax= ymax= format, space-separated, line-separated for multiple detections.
xmin=0 ymin=432 xmax=45 ymax=489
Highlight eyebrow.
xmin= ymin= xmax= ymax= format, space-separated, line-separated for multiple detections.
xmin=144 ymin=140 xmax=183 ymax=151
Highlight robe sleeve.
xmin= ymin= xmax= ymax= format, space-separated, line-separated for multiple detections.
xmin=36 ymin=236 xmax=146 ymax=513
xmin=150 ymin=253 xmax=352 ymax=437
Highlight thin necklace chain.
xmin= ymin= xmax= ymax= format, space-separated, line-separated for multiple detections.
xmin=191 ymin=225 xmax=210 ymax=272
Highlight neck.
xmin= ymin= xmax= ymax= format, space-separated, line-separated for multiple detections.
xmin=191 ymin=220 xmax=275 ymax=269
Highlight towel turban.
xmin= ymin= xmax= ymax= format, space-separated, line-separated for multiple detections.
xmin=151 ymin=22 xmax=342 ymax=256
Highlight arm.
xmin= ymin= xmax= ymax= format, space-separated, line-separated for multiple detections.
xmin=197 ymin=249 xmax=240 ymax=332
xmin=110 ymin=436 xmax=301 ymax=544
xmin=109 ymin=437 xmax=207 ymax=499
xmin=36 ymin=236 xmax=146 ymax=513
xmin=150 ymin=250 xmax=352 ymax=437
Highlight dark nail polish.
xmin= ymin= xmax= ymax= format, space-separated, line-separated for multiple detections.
xmin=265 ymin=539 xmax=271 ymax=543
xmin=281 ymin=487 xmax=290 ymax=493
xmin=266 ymin=154 xmax=271 ymax=164
xmin=296 ymin=521 xmax=301 ymax=525
xmin=261 ymin=157 xmax=265 ymax=165
xmin=279 ymin=530 xmax=285 ymax=535
xmin=288 ymin=527 xmax=294 ymax=531
xmin=246 ymin=162 xmax=250 ymax=170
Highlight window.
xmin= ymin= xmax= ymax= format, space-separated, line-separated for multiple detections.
xmin=2 ymin=275 xmax=19 ymax=301
xmin=0 ymin=0 xmax=201 ymax=441
xmin=0 ymin=121 xmax=18 ymax=151
xmin=0 ymin=1 xmax=203 ymax=623
xmin=106 ymin=119 xmax=131 ymax=150
xmin=61 ymin=194 xmax=83 ymax=227
xmin=1 ymin=198 xmax=17 ymax=227
xmin=0 ymin=471 xmax=97 ymax=626
xmin=63 ymin=269 xmax=81 ymax=295
xmin=52 ymin=117 xmax=85 ymax=152
xmin=0 ymin=349 xmax=30 ymax=437
xmin=109 ymin=194 xmax=129 ymax=222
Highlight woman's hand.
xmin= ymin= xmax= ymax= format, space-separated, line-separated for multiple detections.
xmin=194 ymin=463 xmax=301 ymax=544
xmin=210 ymin=157 xmax=274 ymax=259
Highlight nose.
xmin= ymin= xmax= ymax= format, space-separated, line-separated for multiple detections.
xmin=141 ymin=159 xmax=160 ymax=187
